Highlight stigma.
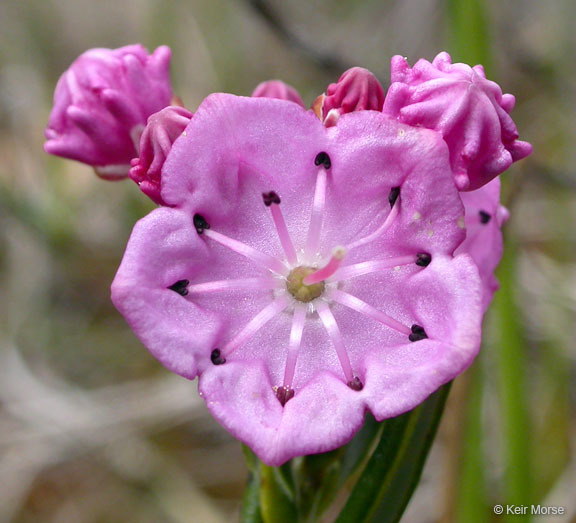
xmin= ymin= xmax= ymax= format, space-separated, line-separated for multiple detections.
xmin=286 ymin=266 xmax=325 ymax=302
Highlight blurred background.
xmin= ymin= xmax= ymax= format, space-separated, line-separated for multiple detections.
xmin=0 ymin=0 xmax=574 ymax=521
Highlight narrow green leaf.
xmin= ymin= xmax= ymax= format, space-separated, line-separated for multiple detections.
xmin=336 ymin=412 xmax=383 ymax=489
xmin=335 ymin=384 xmax=451 ymax=523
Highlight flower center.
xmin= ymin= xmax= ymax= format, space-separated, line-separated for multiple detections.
xmin=286 ymin=266 xmax=325 ymax=302
xmin=183 ymin=156 xmax=431 ymax=407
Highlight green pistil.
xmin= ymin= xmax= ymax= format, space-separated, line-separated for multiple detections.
xmin=286 ymin=266 xmax=325 ymax=302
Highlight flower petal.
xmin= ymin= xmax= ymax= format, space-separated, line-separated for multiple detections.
xmin=328 ymin=111 xmax=466 ymax=256
xmin=200 ymin=361 xmax=366 ymax=466
xmin=456 ymin=177 xmax=507 ymax=309
xmin=111 ymin=207 xmax=222 ymax=378
xmin=362 ymin=254 xmax=482 ymax=418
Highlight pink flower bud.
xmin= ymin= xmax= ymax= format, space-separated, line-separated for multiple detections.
xmin=129 ymin=106 xmax=193 ymax=205
xmin=251 ymin=80 xmax=305 ymax=107
xmin=383 ymin=52 xmax=532 ymax=190
xmin=319 ymin=67 xmax=385 ymax=127
xmin=44 ymin=45 xmax=172 ymax=180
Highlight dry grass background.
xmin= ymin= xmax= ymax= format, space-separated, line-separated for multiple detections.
xmin=0 ymin=0 xmax=574 ymax=521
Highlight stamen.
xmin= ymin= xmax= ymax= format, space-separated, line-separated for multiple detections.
xmin=221 ymin=296 xmax=290 ymax=357
xmin=315 ymin=300 xmax=354 ymax=383
xmin=167 ymin=279 xmax=189 ymax=296
xmin=282 ymin=305 xmax=307 ymax=389
xmin=274 ymin=386 xmax=295 ymax=406
xmin=347 ymin=376 xmax=364 ymax=391
xmin=203 ymin=229 xmax=288 ymax=275
xmin=305 ymin=167 xmax=328 ymax=256
xmin=314 ymin=151 xmax=332 ymax=169
xmin=346 ymin=197 xmax=400 ymax=251
xmin=415 ymin=253 xmax=432 ymax=267
xmin=263 ymin=192 xmax=298 ymax=265
xmin=262 ymin=191 xmax=281 ymax=206
xmin=302 ymin=246 xmax=347 ymax=285
xmin=409 ymin=324 xmax=428 ymax=342
xmin=479 ymin=210 xmax=492 ymax=224
xmin=187 ymin=278 xmax=279 ymax=294
xmin=211 ymin=348 xmax=226 ymax=365
xmin=327 ymin=289 xmax=412 ymax=336
xmin=388 ymin=186 xmax=400 ymax=207
xmin=330 ymin=255 xmax=417 ymax=281
xmin=193 ymin=214 xmax=210 ymax=234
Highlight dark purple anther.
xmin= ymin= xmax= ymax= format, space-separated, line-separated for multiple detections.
xmin=168 ymin=279 xmax=189 ymax=296
xmin=314 ymin=152 xmax=331 ymax=169
xmin=347 ymin=376 xmax=364 ymax=391
xmin=409 ymin=324 xmax=428 ymax=342
xmin=479 ymin=210 xmax=492 ymax=224
xmin=193 ymin=214 xmax=210 ymax=234
xmin=416 ymin=253 xmax=432 ymax=267
xmin=211 ymin=349 xmax=226 ymax=365
xmin=388 ymin=187 xmax=400 ymax=207
xmin=275 ymin=386 xmax=295 ymax=406
xmin=262 ymin=191 xmax=281 ymax=206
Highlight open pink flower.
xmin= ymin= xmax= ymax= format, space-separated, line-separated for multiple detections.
xmin=44 ymin=44 xmax=172 ymax=180
xmin=456 ymin=178 xmax=509 ymax=310
xmin=129 ymin=106 xmax=193 ymax=205
xmin=251 ymin=80 xmax=305 ymax=107
xmin=111 ymin=94 xmax=483 ymax=465
xmin=314 ymin=67 xmax=385 ymax=127
xmin=383 ymin=52 xmax=532 ymax=191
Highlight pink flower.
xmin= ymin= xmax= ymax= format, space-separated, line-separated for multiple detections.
xmin=456 ymin=178 xmax=509 ymax=310
xmin=314 ymin=67 xmax=385 ymax=127
xmin=129 ymin=106 xmax=193 ymax=205
xmin=111 ymin=94 xmax=483 ymax=465
xmin=44 ymin=44 xmax=172 ymax=180
xmin=383 ymin=52 xmax=532 ymax=191
xmin=251 ymin=80 xmax=305 ymax=107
